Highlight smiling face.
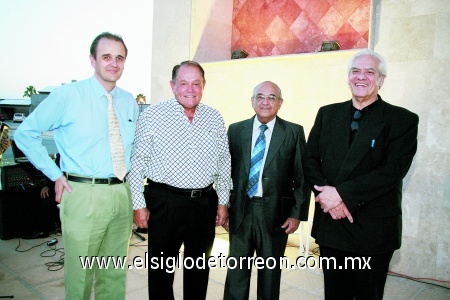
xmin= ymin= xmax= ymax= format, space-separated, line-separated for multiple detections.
xmin=170 ymin=64 xmax=205 ymax=111
xmin=348 ymin=54 xmax=385 ymax=108
xmin=251 ymin=81 xmax=283 ymax=124
xmin=89 ymin=37 xmax=126 ymax=91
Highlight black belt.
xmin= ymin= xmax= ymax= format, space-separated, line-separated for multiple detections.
xmin=248 ymin=196 xmax=263 ymax=203
xmin=150 ymin=180 xmax=212 ymax=198
xmin=66 ymin=174 xmax=125 ymax=185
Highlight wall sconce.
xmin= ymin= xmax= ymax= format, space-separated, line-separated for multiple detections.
xmin=231 ymin=49 xmax=248 ymax=59
xmin=320 ymin=40 xmax=341 ymax=51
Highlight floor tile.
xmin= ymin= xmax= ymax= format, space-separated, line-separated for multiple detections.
xmin=1 ymin=231 xmax=448 ymax=299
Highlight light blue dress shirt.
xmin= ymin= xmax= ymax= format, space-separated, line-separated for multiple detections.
xmin=14 ymin=76 xmax=138 ymax=181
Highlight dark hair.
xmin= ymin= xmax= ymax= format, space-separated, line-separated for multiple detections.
xmin=90 ymin=32 xmax=128 ymax=59
xmin=171 ymin=61 xmax=205 ymax=82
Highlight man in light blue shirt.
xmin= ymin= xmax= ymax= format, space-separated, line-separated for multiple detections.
xmin=14 ymin=32 xmax=138 ymax=299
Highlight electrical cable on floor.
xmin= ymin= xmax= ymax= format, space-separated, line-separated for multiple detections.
xmin=285 ymin=242 xmax=448 ymax=290
xmin=388 ymin=270 xmax=450 ymax=290
xmin=41 ymin=245 xmax=65 ymax=271
xmin=15 ymin=236 xmax=65 ymax=271
xmin=307 ymin=245 xmax=448 ymax=290
xmin=15 ymin=238 xmax=48 ymax=252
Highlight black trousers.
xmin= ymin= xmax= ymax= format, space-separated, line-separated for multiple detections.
xmin=145 ymin=181 xmax=217 ymax=300
xmin=224 ymin=197 xmax=288 ymax=300
xmin=320 ymin=246 xmax=394 ymax=300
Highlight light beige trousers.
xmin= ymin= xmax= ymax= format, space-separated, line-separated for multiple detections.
xmin=60 ymin=181 xmax=133 ymax=300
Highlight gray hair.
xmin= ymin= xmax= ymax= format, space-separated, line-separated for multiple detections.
xmin=252 ymin=81 xmax=283 ymax=99
xmin=347 ymin=49 xmax=387 ymax=77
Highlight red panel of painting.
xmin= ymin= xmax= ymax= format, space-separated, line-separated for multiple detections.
xmin=232 ymin=0 xmax=370 ymax=57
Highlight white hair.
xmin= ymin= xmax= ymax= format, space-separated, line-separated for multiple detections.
xmin=347 ymin=49 xmax=387 ymax=77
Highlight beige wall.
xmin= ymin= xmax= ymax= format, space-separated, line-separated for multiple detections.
xmin=150 ymin=0 xmax=233 ymax=103
xmin=150 ymin=0 xmax=193 ymax=103
xmin=191 ymin=0 xmax=232 ymax=62
xmin=201 ymin=50 xmax=355 ymax=133
xmin=372 ymin=0 xmax=450 ymax=282
xmin=150 ymin=0 xmax=450 ymax=283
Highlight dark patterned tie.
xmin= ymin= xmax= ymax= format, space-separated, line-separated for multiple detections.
xmin=247 ymin=124 xmax=268 ymax=198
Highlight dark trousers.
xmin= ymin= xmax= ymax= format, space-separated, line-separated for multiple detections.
xmin=224 ymin=197 xmax=288 ymax=300
xmin=145 ymin=181 xmax=217 ymax=300
xmin=320 ymin=246 xmax=394 ymax=300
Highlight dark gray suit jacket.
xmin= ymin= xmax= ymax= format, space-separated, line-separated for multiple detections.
xmin=304 ymin=97 xmax=419 ymax=255
xmin=228 ymin=116 xmax=310 ymax=235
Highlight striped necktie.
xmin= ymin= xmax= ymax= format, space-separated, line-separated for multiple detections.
xmin=106 ymin=93 xmax=127 ymax=180
xmin=247 ymin=124 xmax=268 ymax=198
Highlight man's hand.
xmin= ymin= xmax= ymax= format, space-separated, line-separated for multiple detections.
xmin=314 ymin=185 xmax=342 ymax=212
xmin=281 ymin=217 xmax=300 ymax=234
xmin=222 ymin=217 xmax=229 ymax=232
xmin=215 ymin=204 xmax=228 ymax=226
xmin=134 ymin=208 xmax=150 ymax=229
xmin=1 ymin=138 xmax=11 ymax=151
xmin=328 ymin=202 xmax=354 ymax=223
xmin=55 ymin=175 xmax=72 ymax=203
xmin=40 ymin=186 xmax=50 ymax=198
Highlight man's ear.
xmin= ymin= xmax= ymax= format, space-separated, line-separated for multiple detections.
xmin=89 ymin=55 xmax=96 ymax=68
xmin=378 ymin=76 xmax=385 ymax=89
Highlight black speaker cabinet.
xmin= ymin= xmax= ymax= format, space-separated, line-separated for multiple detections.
xmin=0 ymin=162 xmax=54 ymax=240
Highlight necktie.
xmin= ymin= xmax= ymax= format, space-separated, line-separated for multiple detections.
xmin=106 ymin=93 xmax=127 ymax=180
xmin=247 ymin=124 xmax=268 ymax=198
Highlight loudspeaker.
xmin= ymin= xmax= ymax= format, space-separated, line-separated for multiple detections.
xmin=0 ymin=162 xmax=55 ymax=240
xmin=0 ymin=188 xmax=44 ymax=239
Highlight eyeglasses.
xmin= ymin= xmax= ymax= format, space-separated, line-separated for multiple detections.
xmin=254 ymin=94 xmax=278 ymax=104
xmin=351 ymin=110 xmax=362 ymax=131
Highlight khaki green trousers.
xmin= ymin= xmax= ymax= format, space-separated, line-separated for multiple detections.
xmin=60 ymin=181 xmax=133 ymax=300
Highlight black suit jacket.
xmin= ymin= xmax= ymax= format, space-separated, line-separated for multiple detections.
xmin=304 ymin=97 xmax=419 ymax=255
xmin=228 ymin=116 xmax=310 ymax=235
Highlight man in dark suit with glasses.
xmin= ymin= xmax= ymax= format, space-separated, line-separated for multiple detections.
xmin=304 ymin=49 xmax=419 ymax=299
xmin=224 ymin=81 xmax=310 ymax=299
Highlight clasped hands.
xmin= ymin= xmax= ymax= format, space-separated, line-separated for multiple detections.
xmin=314 ymin=185 xmax=353 ymax=223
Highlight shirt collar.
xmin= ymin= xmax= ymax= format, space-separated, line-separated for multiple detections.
xmin=170 ymin=98 xmax=205 ymax=114
xmin=89 ymin=76 xmax=117 ymax=100
xmin=252 ymin=116 xmax=276 ymax=132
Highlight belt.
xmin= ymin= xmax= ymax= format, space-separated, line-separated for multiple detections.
xmin=248 ymin=196 xmax=263 ymax=203
xmin=66 ymin=174 xmax=125 ymax=185
xmin=150 ymin=180 xmax=212 ymax=198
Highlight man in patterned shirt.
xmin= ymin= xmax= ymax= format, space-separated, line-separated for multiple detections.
xmin=129 ymin=60 xmax=232 ymax=299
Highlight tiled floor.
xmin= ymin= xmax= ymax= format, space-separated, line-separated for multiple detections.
xmin=1 ymin=227 xmax=449 ymax=299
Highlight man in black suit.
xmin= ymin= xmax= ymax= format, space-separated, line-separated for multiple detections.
xmin=305 ymin=49 xmax=419 ymax=299
xmin=224 ymin=81 xmax=310 ymax=299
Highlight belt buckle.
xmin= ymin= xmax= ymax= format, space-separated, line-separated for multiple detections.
xmin=191 ymin=190 xmax=202 ymax=198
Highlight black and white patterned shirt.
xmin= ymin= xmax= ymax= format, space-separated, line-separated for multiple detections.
xmin=128 ymin=98 xmax=232 ymax=210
